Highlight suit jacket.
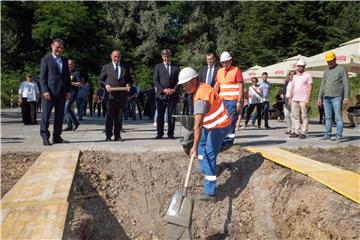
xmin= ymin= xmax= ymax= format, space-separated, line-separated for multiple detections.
xmin=198 ymin=64 xmax=220 ymax=87
xmin=153 ymin=62 xmax=180 ymax=101
xmin=99 ymin=62 xmax=133 ymax=100
xmin=39 ymin=54 xmax=71 ymax=96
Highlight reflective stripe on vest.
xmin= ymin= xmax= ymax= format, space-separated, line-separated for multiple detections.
xmin=194 ymin=83 xmax=231 ymax=129
xmin=217 ymin=67 xmax=240 ymax=100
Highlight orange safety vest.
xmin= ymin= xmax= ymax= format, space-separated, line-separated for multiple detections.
xmin=216 ymin=66 xmax=240 ymax=101
xmin=194 ymin=83 xmax=231 ymax=129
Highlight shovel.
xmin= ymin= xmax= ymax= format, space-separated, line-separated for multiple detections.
xmin=164 ymin=154 xmax=195 ymax=240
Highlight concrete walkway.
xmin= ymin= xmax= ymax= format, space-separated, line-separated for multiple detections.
xmin=1 ymin=108 xmax=359 ymax=153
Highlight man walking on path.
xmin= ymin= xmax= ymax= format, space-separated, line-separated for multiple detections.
xmin=317 ymin=51 xmax=349 ymax=142
xmin=39 ymin=38 xmax=71 ymax=146
xmin=179 ymin=67 xmax=231 ymax=201
xmin=214 ymin=51 xmax=243 ymax=148
xmin=99 ymin=50 xmax=133 ymax=141
xmin=289 ymin=59 xmax=313 ymax=139
xmin=153 ymin=49 xmax=180 ymax=139
xmin=63 ymin=59 xmax=82 ymax=131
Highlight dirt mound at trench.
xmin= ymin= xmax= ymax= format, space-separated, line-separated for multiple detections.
xmin=64 ymin=148 xmax=360 ymax=239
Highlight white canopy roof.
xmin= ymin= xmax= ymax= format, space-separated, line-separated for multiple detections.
xmin=305 ymin=37 xmax=360 ymax=73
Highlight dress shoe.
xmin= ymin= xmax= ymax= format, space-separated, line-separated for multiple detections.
xmin=114 ymin=137 xmax=124 ymax=142
xmin=121 ymin=129 xmax=126 ymax=133
xmin=43 ymin=139 xmax=52 ymax=146
xmin=105 ymin=137 xmax=111 ymax=141
xmin=63 ymin=126 xmax=73 ymax=131
xmin=155 ymin=135 xmax=163 ymax=139
xmin=168 ymin=135 xmax=176 ymax=139
xmin=52 ymin=137 xmax=69 ymax=144
xmin=73 ymin=123 xmax=80 ymax=130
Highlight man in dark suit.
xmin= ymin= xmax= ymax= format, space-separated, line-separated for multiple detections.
xmin=40 ymin=38 xmax=71 ymax=146
xmin=198 ymin=52 xmax=220 ymax=87
xmin=99 ymin=50 xmax=133 ymax=141
xmin=153 ymin=49 xmax=180 ymax=139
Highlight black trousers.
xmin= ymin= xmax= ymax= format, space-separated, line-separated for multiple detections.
xmin=105 ymin=97 xmax=126 ymax=138
xmin=156 ymin=98 xmax=177 ymax=137
xmin=21 ymin=98 xmax=37 ymax=124
xmin=245 ymin=103 xmax=262 ymax=127
xmin=40 ymin=94 xmax=66 ymax=141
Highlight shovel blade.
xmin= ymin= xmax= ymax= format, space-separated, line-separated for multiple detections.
xmin=164 ymin=192 xmax=194 ymax=227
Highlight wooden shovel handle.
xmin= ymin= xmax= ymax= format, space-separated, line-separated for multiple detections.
xmin=184 ymin=154 xmax=195 ymax=194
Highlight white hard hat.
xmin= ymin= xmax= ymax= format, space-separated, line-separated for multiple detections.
xmin=220 ymin=51 xmax=232 ymax=62
xmin=296 ymin=59 xmax=306 ymax=66
xmin=178 ymin=67 xmax=198 ymax=84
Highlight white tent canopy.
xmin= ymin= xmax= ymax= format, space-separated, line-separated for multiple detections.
xmin=305 ymin=37 xmax=360 ymax=73
xmin=242 ymin=54 xmax=307 ymax=84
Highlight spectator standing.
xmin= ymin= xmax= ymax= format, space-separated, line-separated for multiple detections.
xmin=63 ymin=59 xmax=81 ymax=131
xmin=153 ymin=49 xmax=180 ymax=139
xmin=317 ymin=52 xmax=350 ymax=142
xmin=125 ymin=84 xmax=137 ymax=120
xmin=143 ymin=83 xmax=156 ymax=120
xmin=242 ymin=77 xmax=263 ymax=128
xmin=77 ymin=81 xmax=90 ymax=121
xmin=198 ymin=52 xmax=220 ymax=87
xmin=99 ymin=50 xmax=133 ymax=141
xmin=18 ymin=73 xmax=40 ymax=125
xmin=289 ymin=59 xmax=313 ymax=139
xmin=214 ymin=51 xmax=244 ymax=148
xmin=39 ymin=38 xmax=71 ymax=145
xmin=275 ymin=89 xmax=284 ymax=121
xmin=251 ymin=72 xmax=272 ymax=128
xmin=347 ymin=94 xmax=360 ymax=128
xmin=283 ymin=70 xmax=296 ymax=134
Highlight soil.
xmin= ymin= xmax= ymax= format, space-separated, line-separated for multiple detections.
xmin=1 ymin=152 xmax=40 ymax=197
xmin=2 ymin=148 xmax=359 ymax=239
xmin=63 ymin=147 xmax=360 ymax=239
xmin=286 ymin=145 xmax=360 ymax=174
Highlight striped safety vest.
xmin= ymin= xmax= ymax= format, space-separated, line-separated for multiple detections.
xmin=194 ymin=83 xmax=231 ymax=129
xmin=216 ymin=66 xmax=240 ymax=101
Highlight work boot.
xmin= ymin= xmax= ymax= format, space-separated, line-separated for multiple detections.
xmin=200 ymin=193 xmax=216 ymax=202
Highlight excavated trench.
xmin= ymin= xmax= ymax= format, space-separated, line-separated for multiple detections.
xmin=62 ymin=147 xmax=360 ymax=239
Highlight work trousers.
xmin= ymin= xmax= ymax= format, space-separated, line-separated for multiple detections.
xmin=198 ymin=125 xmax=231 ymax=196
xmin=291 ymin=101 xmax=309 ymax=135
xmin=222 ymin=100 xmax=238 ymax=147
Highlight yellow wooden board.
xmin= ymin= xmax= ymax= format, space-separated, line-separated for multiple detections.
xmin=2 ymin=151 xmax=79 ymax=203
xmin=246 ymin=147 xmax=360 ymax=204
xmin=1 ymin=201 xmax=68 ymax=240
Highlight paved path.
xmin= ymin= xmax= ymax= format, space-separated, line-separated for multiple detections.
xmin=1 ymin=108 xmax=359 ymax=153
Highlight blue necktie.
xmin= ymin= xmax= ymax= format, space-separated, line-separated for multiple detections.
xmin=115 ymin=64 xmax=119 ymax=79
xmin=207 ymin=67 xmax=212 ymax=85
xmin=166 ymin=63 xmax=170 ymax=76
xmin=56 ymin=57 xmax=62 ymax=72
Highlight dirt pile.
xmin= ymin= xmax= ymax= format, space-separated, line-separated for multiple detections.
xmin=64 ymin=148 xmax=360 ymax=239
xmin=1 ymin=152 xmax=39 ymax=197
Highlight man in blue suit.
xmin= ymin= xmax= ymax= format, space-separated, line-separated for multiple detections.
xmin=198 ymin=52 xmax=220 ymax=87
xmin=39 ymin=38 xmax=71 ymax=145
xmin=153 ymin=49 xmax=180 ymax=139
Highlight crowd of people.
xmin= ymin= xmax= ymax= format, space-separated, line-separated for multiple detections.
xmin=16 ymin=38 xmax=356 ymax=201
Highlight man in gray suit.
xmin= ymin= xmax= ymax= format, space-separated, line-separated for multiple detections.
xmin=39 ymin=38 xmax=71 ymax=146
xmin=99 ymin=50 xmax=133 ymax=141
xmin=153 ymin=49 xmax=180 ymax=139
xmin=198 ymin=52 xmax=220 ymax=87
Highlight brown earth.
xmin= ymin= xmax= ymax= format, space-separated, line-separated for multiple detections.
xmin=2 ymin=148 xmax=359 ymax=239
xmin=63 ymin=147 xmax=360 ymax=239
xmin=1 ymin=152 xmax=40 ymax=197
xmin=287 ymin=145 xmax=360 ymax=174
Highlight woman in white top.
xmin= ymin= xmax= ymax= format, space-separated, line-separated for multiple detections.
xmin=242 ymin=77 xmax=263 ymax=128
xmin=18 ymin=73 xmax=39 ymax=125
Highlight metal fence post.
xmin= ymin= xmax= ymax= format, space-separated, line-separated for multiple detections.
xmin=10 ymin=89 xmax=14 ymax=109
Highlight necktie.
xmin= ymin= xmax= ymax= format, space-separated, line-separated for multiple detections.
xmin=56 ymin=57 xmax=62 ymax=72
xmin=207 ymin=66 xmax=212 ymax=85
xmin=115 ymin=64 xmax=119 ymax=79
xmin=166 ymin=63 xmax=170 ymax=76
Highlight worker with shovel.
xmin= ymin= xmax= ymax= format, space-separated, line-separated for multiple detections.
xmin=179 ymin=67 xmax=231 ymax=201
